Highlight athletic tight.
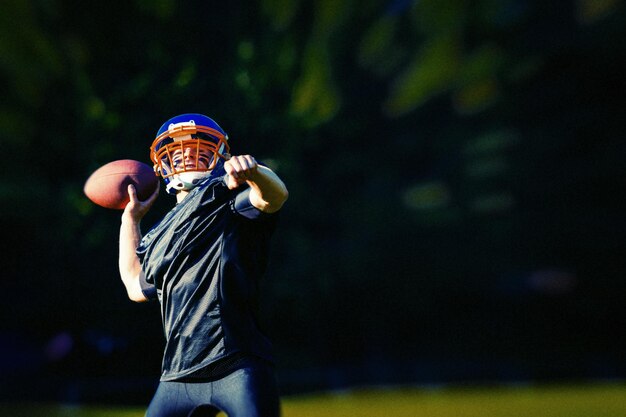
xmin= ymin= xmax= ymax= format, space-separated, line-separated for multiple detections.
xmin=145 ymin=363 xmax=280 ymax=417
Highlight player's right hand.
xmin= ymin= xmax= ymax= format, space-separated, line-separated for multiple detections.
xmin=123 ymin=182 xmax=160 ymax=223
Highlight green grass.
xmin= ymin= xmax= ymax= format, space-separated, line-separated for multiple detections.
xmin=1 ymin=382 xmax=625 ymax=416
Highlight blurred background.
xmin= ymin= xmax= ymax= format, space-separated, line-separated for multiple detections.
xmin=1 ymin=0 xmax=625 ymax=407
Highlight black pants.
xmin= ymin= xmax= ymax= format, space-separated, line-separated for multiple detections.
xmin=145 ymin=363 xmax=281 ymax=417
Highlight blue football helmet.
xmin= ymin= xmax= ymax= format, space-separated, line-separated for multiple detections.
xmin=150 ymin=113 xmax=230 ymax=194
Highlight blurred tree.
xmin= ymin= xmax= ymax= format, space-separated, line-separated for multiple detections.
xmin=1 ymin=0 xmax=626 ymax=401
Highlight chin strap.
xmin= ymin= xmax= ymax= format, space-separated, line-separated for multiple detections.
xmin=166 ymin=171 xmax=211 ymax=194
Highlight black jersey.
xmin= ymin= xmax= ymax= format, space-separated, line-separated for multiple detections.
xmin=136 ymin=174 xmax=277 ymax=381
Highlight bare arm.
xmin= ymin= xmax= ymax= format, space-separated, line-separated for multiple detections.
xmin=224 ymin=155 xmax=288 ymax=213
xmin=119 ymin=183 xmax=160 ymax=302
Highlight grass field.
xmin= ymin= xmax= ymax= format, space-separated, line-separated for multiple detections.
xmin=1 ymin=382 xmax=625 ymax=416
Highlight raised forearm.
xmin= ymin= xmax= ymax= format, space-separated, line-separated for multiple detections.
xmin=224 ymin=156 xmax=288 ymax=213
xmin=118 ymin=215 xmax=148 ymax=302
xmin=117 ymin=184 xmax=159 ymax=302
xmin=246 ymin=165 xmax=289 ymax=213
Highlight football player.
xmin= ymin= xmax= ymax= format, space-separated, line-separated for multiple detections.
xmin=118 ymin=113 xmax=288 ymax=417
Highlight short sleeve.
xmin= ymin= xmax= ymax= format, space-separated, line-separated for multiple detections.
xmin=139 ymin=273 xmax=158 ymax=301
xmin=232 ymin=188 xmax=268 ymax=220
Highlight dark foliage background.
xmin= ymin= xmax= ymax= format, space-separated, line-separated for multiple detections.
xmin=1 ymin=0 xmax=625 ymax=404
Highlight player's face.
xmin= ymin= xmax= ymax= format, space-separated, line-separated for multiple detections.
xmin=171 ymin=146 xmax=213 ymax=171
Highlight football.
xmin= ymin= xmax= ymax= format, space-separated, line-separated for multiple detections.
xmin=84 ymin=159 xmax=159 ymax=209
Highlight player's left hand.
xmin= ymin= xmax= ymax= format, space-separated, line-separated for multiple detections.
xmin=224 ymin=155 xmax=258 ymax=190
